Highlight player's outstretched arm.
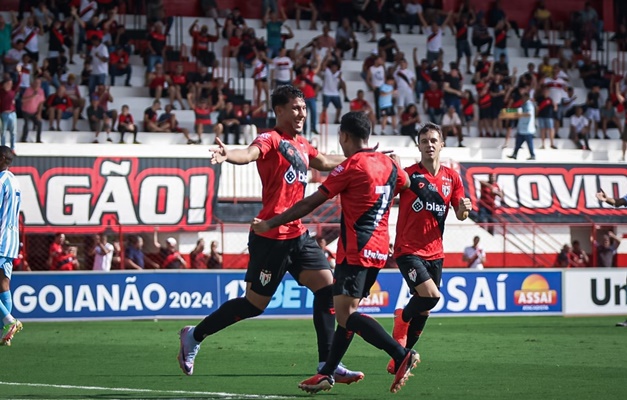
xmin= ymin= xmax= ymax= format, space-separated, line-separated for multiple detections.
xmin=310 ymin=152 xmax=346 ymax=171
xmin=455 ymin=197 xmax=472 ymax=221
xmin=596 ymin=190 xmax=627 ymax=207
xmin=209 ymin=137 xmax=261 ymax=165
xmin=252 ymin=191 xmax=328 ymax=233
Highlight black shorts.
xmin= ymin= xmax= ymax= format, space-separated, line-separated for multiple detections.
xmin=380 ymin=106 xmax=395 ymax=117
xmin=149 ymin=87 xmax=167 ymax=97
xmin=396 ymin=255 xmax=443 ymax=294
xmin=479 ymin=107 xmax=491 ymax=120
xmin=333 ymin=263 xmax=380 ymax=299
xmin=25 ymin=49 xmax=39 ymax=62
xmin=246 ymin=231 xmax=330 ymax=296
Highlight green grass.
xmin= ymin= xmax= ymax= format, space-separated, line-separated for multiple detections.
xmin=1 ymin=316 xmax=625 ymax=399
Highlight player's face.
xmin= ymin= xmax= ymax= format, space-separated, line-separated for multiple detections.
xmin=418 ymin=130 xmax=443 ymax=161
xmin=277 ymin=97 xmax=307 ymax=135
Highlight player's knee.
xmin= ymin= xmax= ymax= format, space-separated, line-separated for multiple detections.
xmin=422 ymin=296 xmax=440 ymax=311
xmin=313 ymin=285 xmax=334 ymax=310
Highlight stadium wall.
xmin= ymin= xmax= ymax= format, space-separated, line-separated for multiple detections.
xmin=10 ymin=269 xmax=626 ymax=321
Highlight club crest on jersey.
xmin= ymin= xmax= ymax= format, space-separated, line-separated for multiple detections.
xmin=442 ymin=184 xmax=450 ymax=197
xmin=408 ymin=268 xmax=417 ymax=283
xmin=260 ymin=270 xmax=272 ymax=286
xmin=428 ymin=183 xmax=438 ymax=192
xmin=412 ymin=197 xmax=424 ymax=212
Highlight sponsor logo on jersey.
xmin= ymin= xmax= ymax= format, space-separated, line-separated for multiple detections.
xmin=260 ymin=270 xmax=272 ymax=286
xmin=363 ymin=249 xmax=388 ymax=261
xmin=412 ymin=197 xmax=424 ymax=212
xmin=428 ymin=183 xmax=438 ymax=192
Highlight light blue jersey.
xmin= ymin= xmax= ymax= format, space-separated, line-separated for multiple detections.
xmin=378 ymin=83 xmax=394 ymax=109
xmin=517 ymin=100 xmax=536 ymax=135
xmin=0 ymin=170 xmax=21 ymax=259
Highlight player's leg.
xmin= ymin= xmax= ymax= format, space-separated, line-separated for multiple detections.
xmin=291 ymin=234 xmax=362 ymax=384
xmin=177 ymin=233 xmax=289 ymax=375
xmin=1 ymin=258 xmax=22 ymax=346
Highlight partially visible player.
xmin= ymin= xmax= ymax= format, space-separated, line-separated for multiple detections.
xmin=177 ymin=85 xmax=363 ymax=382
xmin=0 ymin=146 xmax=22 ymax=346
xmin=253 ymin=111 xmax=419 ymax=394
xmin=595 ymin=190 xmax=627 ymax=327
xmin=388 ymin=122 xmax=472 ymax=372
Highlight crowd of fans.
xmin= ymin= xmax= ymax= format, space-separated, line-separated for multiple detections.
xmin=554 ymin=230 xmax=621 ymax=268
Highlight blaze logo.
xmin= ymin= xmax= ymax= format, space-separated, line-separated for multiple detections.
xmin=359 ymin=281 xmax=389 ymax=307
xmin=514 ymin=274 xmax=558 ymax=306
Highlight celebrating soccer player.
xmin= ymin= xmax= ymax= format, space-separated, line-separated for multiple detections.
xmin=388 ymin=122 xmax=472 ymax=373
xmin=177 ymin=85 xmax=363 ymax=383
xmin=0 ymin=146 xmax=23 ymax=346
xmin=252 ymin=111 xmax=420 ymax=394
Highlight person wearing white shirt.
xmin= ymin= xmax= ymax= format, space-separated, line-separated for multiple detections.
xmin=569 ymin=106 xmax=591 ymax=150
xmin=441 ymin=105 xmax=464 ymax=147
xmin=405 ymin=0 xmax=427 ymax=34
xmin=463 ymin=236 xmax=486 ymax=269
xmin=394 ymin=59 xmax=416 ymax=115
xmin=320 ymin=60 xmax=343 ymax=125
xmin=367 ymin=56 xmax=386 ymax=119
xmin=425 ymin=12 xmax=452 ymax=65
xmin=271 ymin=48 xmax=293 ymax=88
xmin=89 ymin=36 xmax=109 ymax=95
xmin=90 ymin=234 xmax=114 ymax=271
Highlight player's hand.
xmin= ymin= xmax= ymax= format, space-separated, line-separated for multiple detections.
xmin=596 ymin=190 xmax=607 ymax=202
xmin=209 ymin=137 xmax=228 ymax=164
xmin=387 ymin=152 xmax=400 ymax=163
xmin=251 ymin=218 xmax=270 ymax=233
xmin=459 ymin=197 xmax=472 ymax=213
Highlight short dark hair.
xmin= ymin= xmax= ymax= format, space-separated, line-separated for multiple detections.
xmin=417 ymin=122 xmax=444 ymax=141
xmin=271 ymin=84 xmax=304 ymax=110
xmin=339 ymin=112 xmax=371 ymax=141
xmin=0 ymin=146 xmax=13 ymax=166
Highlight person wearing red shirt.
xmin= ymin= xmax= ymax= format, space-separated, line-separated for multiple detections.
xmin=189 ymin=20 xmax=219 ymax=67
xmin=478 ymin=173 xmax=503 ymax=235
xmin=390 ymin=122 xmax=472 ymax=374
xmin=187 ymin=92 xmax=223 ymax=144
xmin=349 ymin=89 xmax=376 ymax=130
xmin=0 ymin=77 xmax=19 ymax=151
xmin=294 ymin=63 xmax=321 ymax=138
xmin=147 ymin=21 xmax=166 ymax=73
xmin=169 ymin=64 xmax=188 ymax=110
xmin=147 ymin=62 xmax=169 ymax=102
xmin=422 ymin=81 xmax=444 ymax=124
xmin=51 ymin=241 xmax=80 ymax=271
xmin=118 ymin=104 xmax=138 ymax=143
xmin=109 ymin=46 xmax=131 ymax=86
xmin=252 ymin=111 xmax=416 ymax=394
xmin=46 ymin=85 xmax=80 ymax=131
xmin=176 ymin=85 xmax=362 ymax=383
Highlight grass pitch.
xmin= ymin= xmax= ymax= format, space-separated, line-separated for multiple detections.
xmin=1 ymin=316 xmax=625 ymax=399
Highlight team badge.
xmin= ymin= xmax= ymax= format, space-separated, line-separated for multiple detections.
xmin=412 ymin=197 xmax=424 ymax=212
xmin=428 ymin=183 xmax=438 ymax=192
xmin=260 ymin=270 xmax=272 ymax=286
xmin=442 ymin=184 xmax=450 ymax=197
xmin=408 ymin=268 xmax=417 ymax=283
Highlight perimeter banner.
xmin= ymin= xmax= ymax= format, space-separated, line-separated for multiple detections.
xmin=11 ymin=270 xmax=562 ymax=320
xmin=461 ymin=163 xmax=627 ymax=219
xmin=11 ymin=156 xmax=221 ymax=233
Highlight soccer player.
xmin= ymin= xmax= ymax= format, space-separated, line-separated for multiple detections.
xmin=388 ymin=122 xmax=472 ymax=373
xmin=177 ymin=85 xmax=362 ymax=382
xmin=252 ymin=111 xmax=418 ymax=394
xmin=595 ymin=190 xmax=627 ymax=327
xmin=0 ymin=146 xmax=22 ymax=346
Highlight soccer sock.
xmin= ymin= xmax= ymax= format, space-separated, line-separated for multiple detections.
xmin=401 ymin=296 xmax=440 ymax=323
xmin=312 ymin=285 xmax=336 ymax=362
xmin=318 ymin=326 xmax=355 ymax=376
xmin=0 ymin=291 xmax=14 ymax=325
xmin=406 ymin=314 xmax=429 ymax=349
xmin=193 ymin=297 xmax=263 ymax=342
xmin=345 ymin=312 xmax=406 ymax=363
xmin=0 ymin=291 xmax=12 ymax=313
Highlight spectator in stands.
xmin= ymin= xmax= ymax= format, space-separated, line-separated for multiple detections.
xmin=118 ymin=104 xmax=139 ymax=144
xmin=207 ymin=240 xmax=223 ymax=269
xmin=168 ymin=64 xmax=188 ymax=110
xmin=189 ymin=20 xmax=218 ymax=68
xmin=536 ymin=85 xmax=557 ymax=149
xmin=13 ymin=243 xmax=30 ymax=272
xmin=487 ymin=0 xmax=520 ymax=37
xmin=454 ymin=12 xmax=474 ymax=75
xmin=89 ymin=233 xmax=114 ymax=271
xmin=238 ymin=102 xmax=266 ymax=144
xmin=406 ymin=0 xmax=427 ymax=34
xmin=46 ymin=85 xmax=80 ymax=131
xmin=425 ymin=14 xmax=453 ymax=66
xmin=570 ymin=240 xmax=590 ymax=267
xmin=412 ymin=51 xmax=431 ymax=102
xmin=154 ymin=234 xmax=187 ymax=269
xmin=591 ymin=231 xmax=621 ymax=268
xmin=19 ymin=77 xmax=45 ymax=143
xmin=252 ymin=50 xmax=270 ymax=108
xmin=400 ymin=103 xmax=420 ymax=142
xmin=214 ymin=100 xmax=240 ymax=145
xmin=477 ymin=82 xmax=493 ymax=137
xmin=63 ymin=74 xmax=86 ymax=120
xmin=51 ymin=241 xmax=79 ymax=271
xmin=109 ymin=46 xmax=131 ymax=86
xmin=442 ymin=105 xmax=464 ymax=147
xmin=3 ymin=40 xmax=25 ymax=82
xmin=423 ymin=80 xmax=445 ymax=125
xmin=461 ymin=89 xmax=477 ymax=136
xmin=295 ymin=0 xmax=318 ymax=31
xmin=293 ymin=62 xmax=320 ymax=138
xmin=394 ymin=59 xmax=416 ymax=117
xmin=611 ymin=23 xmax=627 ymax=51
xmin=125 ymin=235 xmax=159 ymax=270
xmin=93 ymin=84 xmax=118 ymax=127
xmin=580 ymin=1 xmax=603 ymax=51
xmin=188 ymin=64 xmax=214 ymax=103
xmin=478 ymin=173 xmax=503 ymax=235
xmin=520 ymin=25 xmax=543 ymax=58
xmin=600 ymin=99 xmax=621 ymax=140
xmin=147 ymin=62 xmax=170 ymax=103
xmin=350 ymin=89 xmax=376 ymax=131
xmin=144 ymin=99 xmax=166 ymax=132
xmin=378 ymin=76 xmax=397 ymax=135
xmin=378 ymin=28 xmax=400 ymax=65
xmin=271 ymin=47 xmax=293 ymax=89
xmin=585 ymin=84 xmax=601 ymax=138
xmin=367 ymin=55 xmax=386 ymax=119
xmin=147 ymin=21 xmax=167 ymax=73
xmin=557 ymin=86 xmax=577 ymax=125
xmin=87 ymin=95 xmax=113 ymax=143
xmin=579 ymin=55 xmax=609 ymax=89
xmin=381 ymin=0 xmax=404 ymax=34
xmin=319 ymin=57 xmax=344 ymax=125
xmin=13 ymin=15 xmax=44 ymax=65
xmin=335 ymin=17 xmax=359 ymax=61
xmin=47 ymin=232 xmax=65 ymax=269
xmin=158 ymin=104 xmax=194 ymax=143
xmin=463 ymin=236 xmax=486 ymax=269
xmin=313 ymin=24 xmax=336 ymax=59
xmin=471 ymin=17 xmax=492 ymax=55
xmin=554 ymin=244 xmax=571 ymax=268
xmin=0 ymin=77 xmax=18 ymax=151
xmin=222 ymin=7 xmax=247 ymax=39
xmin=472 ymin=52 xmax=491 ymax=84
xmin=265 ymin=8 xmax=286 ymax=59
xmin=89 ymin=35 xmax=109 ymax=95
xmin=558 ymin=39 xmax=575 ymax=71
xmin=0 ymin=15 xmax=12 ymax=76
xmin=507 ymin=91 xmax=537 ymax=160
xmin=46 ymin=15 xmax=74 ymax=67
xmin=493 ymin=19 xmax=510 ymax=63
xmin=190 ymin=238 xmax=208 ymax=269
xmin=188 ymin=93 xmax=221 ymax=144
xmin=353 ymin=0 xmax=378 ymax=43
xmin=569 ymin=106 xmax=591 ymax=150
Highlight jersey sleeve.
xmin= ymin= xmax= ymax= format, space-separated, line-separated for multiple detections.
xmin=306 ymin=139 xmax=319 ymax=160
xmin=393 ymin=160 xmax=408 ymax=195
xmin=450 ymin=171 xmax=465 ymax=209
xmin=319 ymin=159 xmax=351 ymax=199
xmin=250 ymin=132 xmax=276 ymax=158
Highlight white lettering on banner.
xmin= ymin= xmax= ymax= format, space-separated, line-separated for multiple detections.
xmin=564 ymin=270 xmax=627 ymax=315
xmin=13 ymin=277 xmax=213 ymax=315
xmin=224 ymin=279 xmax=315 ymax=309
xmin=139 ymin=176 xmax=185 ymax=224
xmin=46 ymin=176 xmax=91 ymax=225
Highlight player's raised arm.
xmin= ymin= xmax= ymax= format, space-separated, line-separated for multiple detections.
xmin=455 ymin=197 xmax=472 ymax=220
xmin=309 ymin=152 xmax=346 ymax=171
xmin=596 ymin=190 xmax=627 ymax=207
xmin=209 ymin=137 xmax=261 ymax=165
xmin=252 ymin=191 xmax=328 ymax=233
